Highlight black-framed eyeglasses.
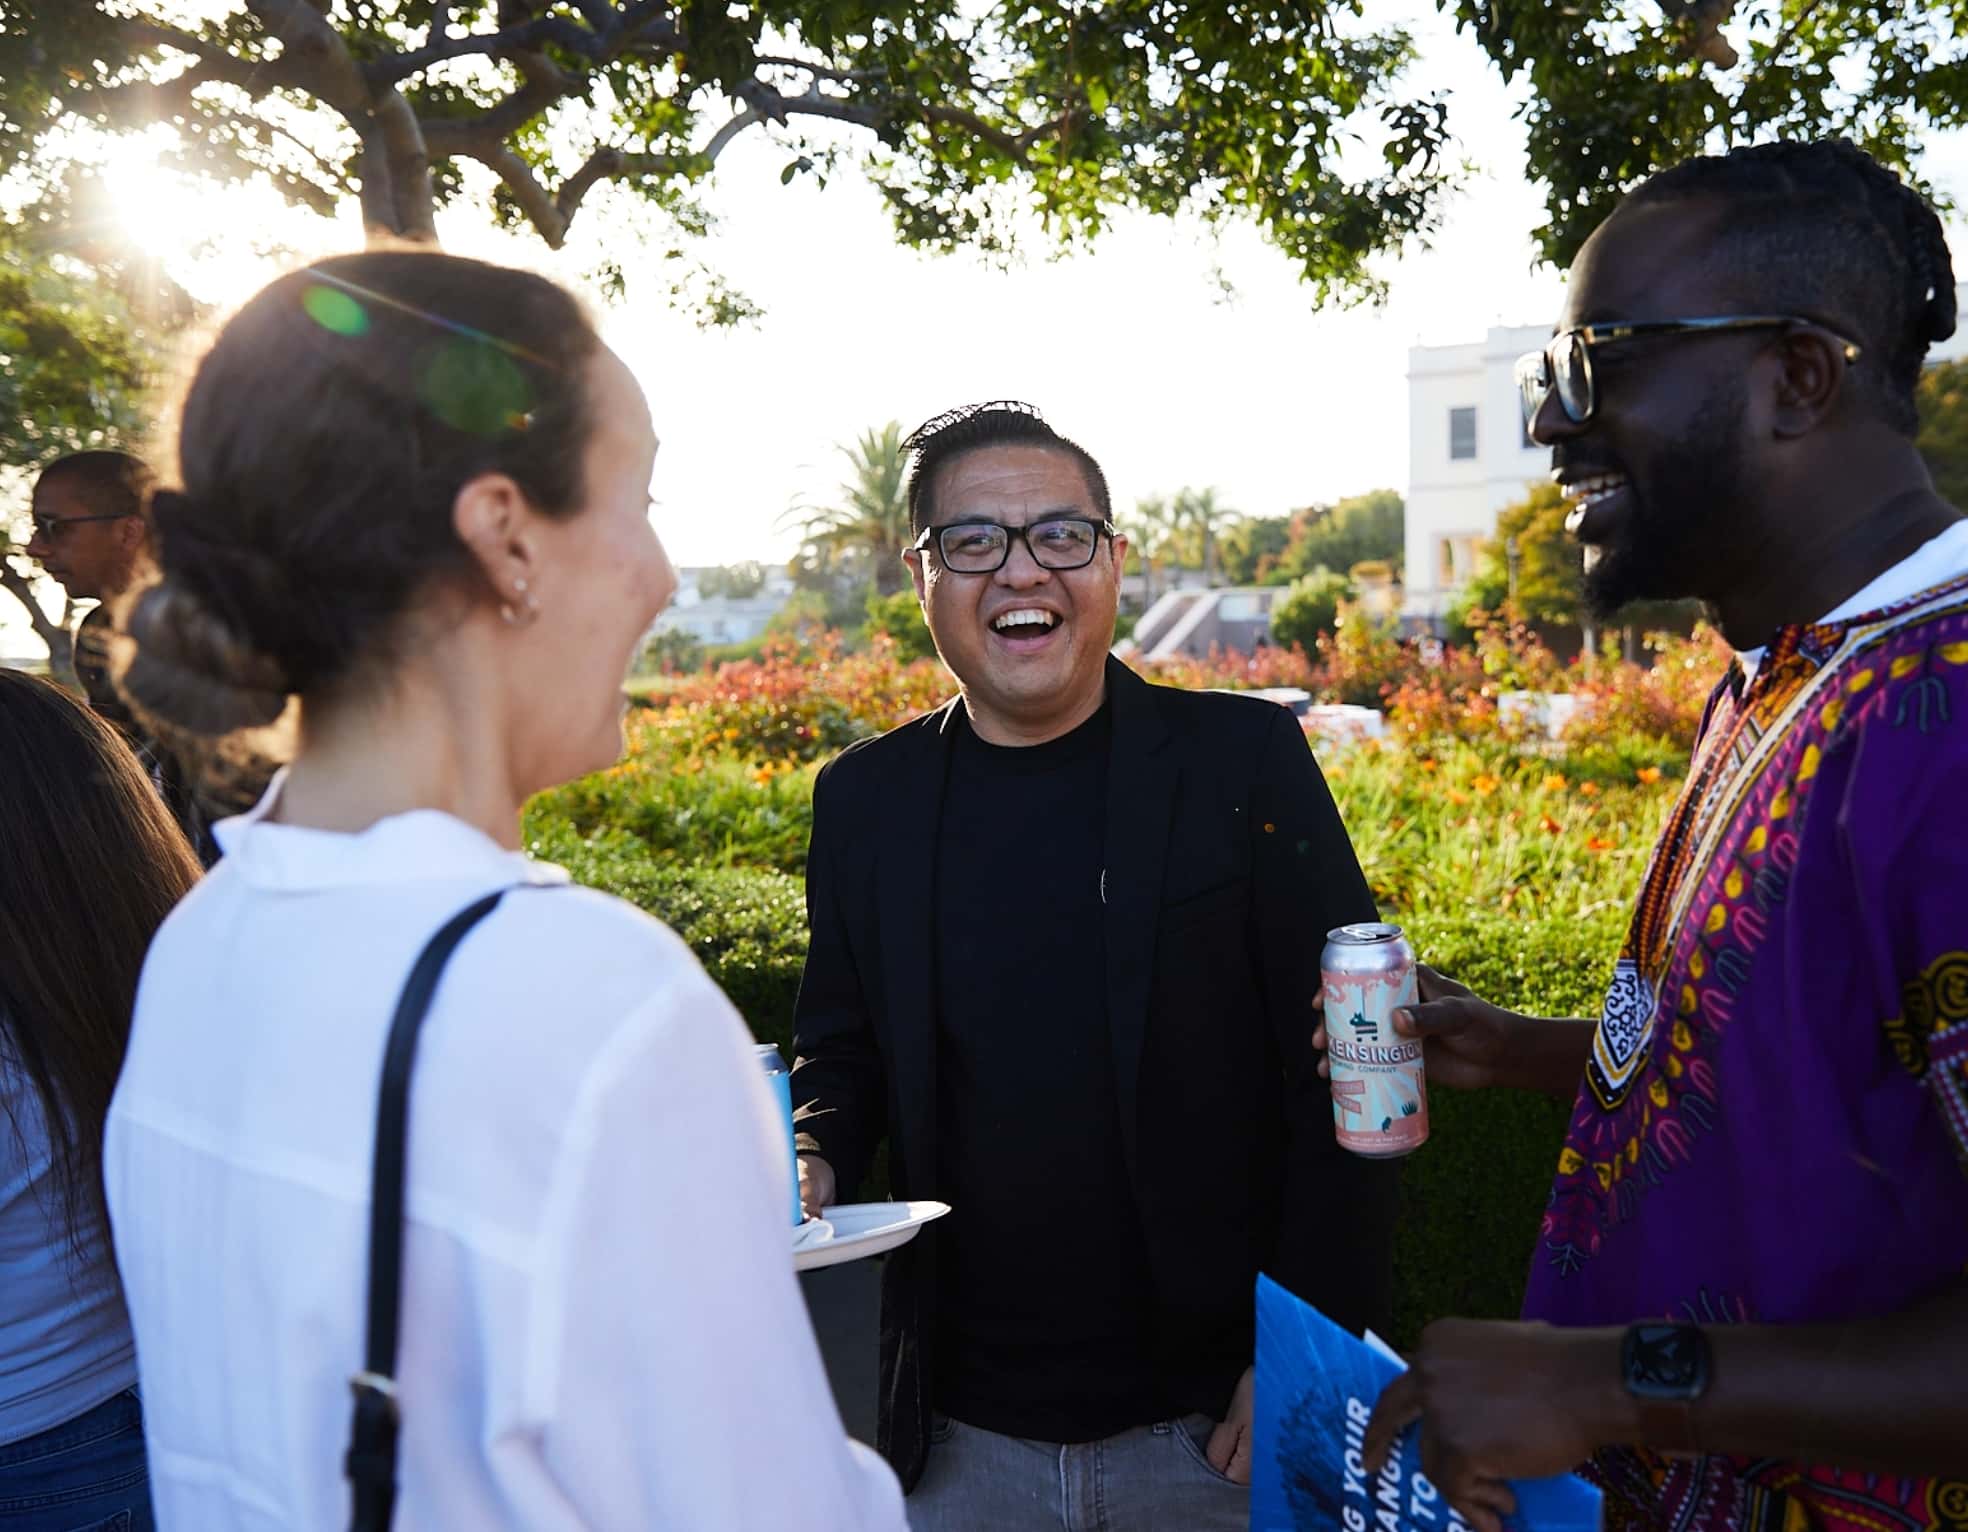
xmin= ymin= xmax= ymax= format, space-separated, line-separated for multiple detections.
xmin=1515 ymin=315 xmax=1864 ymax=432
xmin=30 ymin=511 xmax=138 ymax=542
xmin=909 ymin=516 xmax=1115 ymax=574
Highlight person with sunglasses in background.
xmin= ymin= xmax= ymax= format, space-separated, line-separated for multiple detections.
xmin=21 ymin=452 xmax=152 ymax=616
xmin=18 ymin=452 xmax=253 ymax=863
xmin=1320 ymin=140 xmax=1968 ymax=1532
xmin=790 ymin=401 xmax=1392 ymax=1530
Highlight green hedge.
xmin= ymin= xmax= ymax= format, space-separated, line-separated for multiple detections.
xmin=532 ymin=821 xmax=1622 ymax=1347
xmin=526 ymin=822 xmax=810 ymax=1043
xmin=1391 ymin=909 xmax=1622 ymax=1345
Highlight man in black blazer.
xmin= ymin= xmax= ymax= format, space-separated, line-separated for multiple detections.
xmin=792 ymin=402 xmax=1395 ymax=1529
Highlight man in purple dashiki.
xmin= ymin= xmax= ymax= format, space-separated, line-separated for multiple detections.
xmin=1345 ymin=141 xmax=1968 ymax=1532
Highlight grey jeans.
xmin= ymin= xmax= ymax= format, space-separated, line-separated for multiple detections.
xmin=905 ymin=1412 xmax=1248 ymax=1532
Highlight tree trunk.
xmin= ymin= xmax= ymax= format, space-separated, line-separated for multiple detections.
xmin=0 ymin=561 xmax=74 ymax=680
xmin=361 ymin=119 xmax=440 ymax=246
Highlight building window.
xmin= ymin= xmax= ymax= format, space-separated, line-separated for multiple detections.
xmin=1449 ymin=406 xmax=1478 ymax=460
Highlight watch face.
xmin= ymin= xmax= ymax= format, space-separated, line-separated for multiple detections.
xmin=1624 ymin=1323 xmax=1710 ymax=1401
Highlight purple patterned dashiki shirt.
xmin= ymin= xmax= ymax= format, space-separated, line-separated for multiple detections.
xmin=1520 ymin=571 xmax=1968 ymax=1532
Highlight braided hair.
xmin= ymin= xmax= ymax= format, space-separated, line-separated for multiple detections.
xmin=903 ymin=400 xmax=1112 ymax=533
xmin=1623 ymin=138 xmax=1957 ymax=436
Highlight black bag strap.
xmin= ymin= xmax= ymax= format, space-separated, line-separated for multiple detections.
xmin=345 ymin=888 xmax=513 ymax=1532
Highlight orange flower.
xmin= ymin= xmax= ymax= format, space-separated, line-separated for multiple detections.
xmin=1586 ymin=835 xmax=1615 ymax=852
xmin=1541 ymin=773 xmax=1568 ymax=792
xmin=1418 ymin=757 xmax=1438 ymax=772
xmin=1579 ymin=781 xmax=1601 ymax=797
xmin=1540 ymin=814 xmax=1562 ymax=835
xmin=1447 ymin=788 xmax=1470 ymax=805
xmin=1472 ymin=773 xmax=1501 ymax=796
xmin=1636 ymin=766 xmax=1664 ymax=785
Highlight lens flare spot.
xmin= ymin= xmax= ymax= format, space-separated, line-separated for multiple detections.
xmin=302 ymin=284 xmax=370 ymax=336
xmin=421 ymin=338 xmax=534 ymax=437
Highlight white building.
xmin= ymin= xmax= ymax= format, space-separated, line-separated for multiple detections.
xmin=1401 ymin=322 xmax=1550 ymax=628
xmin=650 ymin=564 xmax=797 ymax=647
xmin=1401 ymin=288 xmax=1968 ymax=630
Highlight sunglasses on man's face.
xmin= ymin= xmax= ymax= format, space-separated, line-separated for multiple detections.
xmin=30 ymin=511 xmax=138 ymax=543
xmin=1514 ymin=314 xmax=1864 ymax=433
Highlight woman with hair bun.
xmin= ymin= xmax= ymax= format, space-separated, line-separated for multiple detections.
xmin=102 ymin=252 xmax=904 ymax=1530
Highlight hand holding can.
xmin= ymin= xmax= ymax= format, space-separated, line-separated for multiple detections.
xmin=1321 ymin=923 xmax=1429 ymax=1158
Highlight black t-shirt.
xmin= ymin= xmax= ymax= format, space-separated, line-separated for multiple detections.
xmin=929 ymin=699 xmax=1170 ymax=1442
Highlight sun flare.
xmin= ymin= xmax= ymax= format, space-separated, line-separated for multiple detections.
xmin=94 ymin=132 xmax=350 ymax=311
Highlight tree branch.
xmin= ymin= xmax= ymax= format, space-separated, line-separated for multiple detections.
xmin=556 ymin=144 xmax=685 ymax=218
xmin=196 ymin=106 xmax=355 ymax=202
xmin=917 ymin=100 xmax=1068 ymax=159
xmin=0 ymin=557 xmax=68 ymax=662
xmin=1747 ymin=0 xmax=1831 ymax=84
xmin=371 ymin=8 xmax=680 ymax=86
xmin=121 ymin=17 xmax=284 ymax=93
xmin=1657 ymin=0 xmax=1740 ymax=68
xmin=473 ymin=144 xmax=571 ymax=245
xmin=700 ymin=105 xmax=767 ymax=164
xmin=243 ymin=0 xmax=373 ymax=125
xmin=416 ymin=32 xmax=598 ymax=158
xmin=754 ymin=54 xmax=888 ymax=86
xmin=241 ymin=0 xmax=444 ymax=240
xmin=453 ymin=140 xmax=686 ymax=247
xmin=60 ymin=19 xmax=288 ymax=130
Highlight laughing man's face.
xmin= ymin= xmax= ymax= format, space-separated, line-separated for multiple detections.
xmin=906 ymin=443 xmax=1125 ymax=742
xmin=1533 ymin=200 xmax=1761 ymax=620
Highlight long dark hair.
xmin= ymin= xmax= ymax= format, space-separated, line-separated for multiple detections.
xmin=119 ymin=250 xmax=600 ymax=737
xmin=0 ymin=669 xmax=202 ymax=1246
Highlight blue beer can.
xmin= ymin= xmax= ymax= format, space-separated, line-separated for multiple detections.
xmin=755 ymin=1044 xmax=802 ymax=1225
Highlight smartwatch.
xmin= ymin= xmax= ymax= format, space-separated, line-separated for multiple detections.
xmin=1621 ymin=1322 xmax=1711 ymax=1456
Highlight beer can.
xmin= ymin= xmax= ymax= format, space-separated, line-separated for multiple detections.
xmin=1322 ymin=923 xmax=1429 ymax=1158
xmin=755 ymin=1044 xmax=803 ymax=1225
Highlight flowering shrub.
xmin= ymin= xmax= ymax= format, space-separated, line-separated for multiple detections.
xmin=1313 ymin=739 xmax=1675 ymax=921
xmin=625 ymin=617 xmax=1728 ymax=778
xmin=1134 ymin=642 xmax=1316 ymax=692
xmin=633 ymin=633 xmax=954 ymax=765
xmin=1562 ymin=625 xmax=1729 ymax=757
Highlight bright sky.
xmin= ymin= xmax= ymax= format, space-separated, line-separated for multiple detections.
xmin=8 ymin=2 xmax=1968 ymax=654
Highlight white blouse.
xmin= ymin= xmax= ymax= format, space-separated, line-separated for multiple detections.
xmin=104 ymin=784 xmax=903 ymax=1530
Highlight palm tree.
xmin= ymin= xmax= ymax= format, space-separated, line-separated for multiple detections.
xmin=783 ymin=421 xmax=912 ymax=595
xmin=1130 ymin=493 xmax=1183 ymax=608
xmin=1173 ymin=486 xmax=1239 ymax=587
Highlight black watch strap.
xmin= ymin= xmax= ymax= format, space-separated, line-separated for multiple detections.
xmin=1621 ymin=1322 xmax=1711 ymax=1457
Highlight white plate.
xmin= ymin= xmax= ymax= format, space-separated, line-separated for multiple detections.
xmin=792 ymin=1200 xmax=950 ymax=1272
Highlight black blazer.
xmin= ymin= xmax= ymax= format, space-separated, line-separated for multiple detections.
xmin=791 ymin=657 xmax=1397 ymax=1489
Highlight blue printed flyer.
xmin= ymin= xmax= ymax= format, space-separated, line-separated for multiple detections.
xmin=1252 ymin=1274 xmax=1603 ymax=1532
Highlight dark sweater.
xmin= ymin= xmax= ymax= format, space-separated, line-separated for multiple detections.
xmin=929 ymin=702 xmax=1166 ymax=1442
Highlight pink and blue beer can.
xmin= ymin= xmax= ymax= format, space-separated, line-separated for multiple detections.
xmin=1321 ymin=922 xmax=1430 ymax=1158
